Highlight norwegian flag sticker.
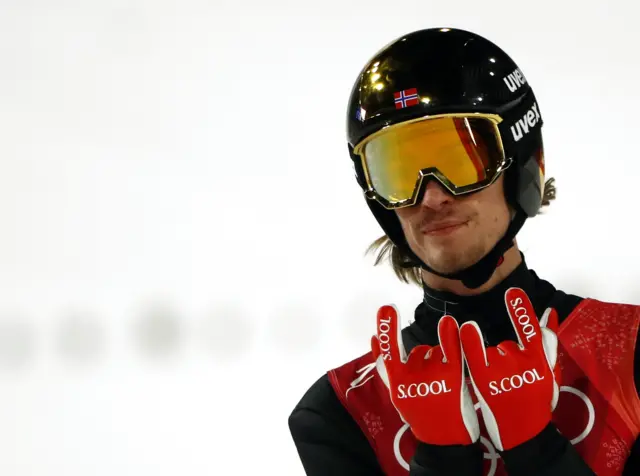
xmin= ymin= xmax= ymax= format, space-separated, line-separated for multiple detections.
xmin=394 ymin=88 xmax=420 ymax=109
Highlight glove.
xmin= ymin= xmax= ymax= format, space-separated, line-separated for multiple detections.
xmin=459 ymin=287 xmax=560 ymax=452
xmin=371 ymin=304 xmax=479 ymax=446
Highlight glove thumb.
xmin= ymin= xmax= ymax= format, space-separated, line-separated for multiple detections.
xmin=371 ymin=335 xmax=390 ymax=389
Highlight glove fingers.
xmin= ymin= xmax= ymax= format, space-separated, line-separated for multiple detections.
xmin=376 ymin=305 xmax=405 ymax=368
xmin=504 ymin=288 xmax=543 ymax=352
xmin=540 ymin=308 xmax=560 ymax=373
xmin=437 ymin=315 xmax=462 ymax=365
xmin=539 ymin=307 xmax=558 ymax=329
xmin=460 ymin=321 xmax=488 ymax=371
xmin=497 ymin=340 xmax=521 ymax=356
xmin=405 ymin=344 xmax=435 ymax=374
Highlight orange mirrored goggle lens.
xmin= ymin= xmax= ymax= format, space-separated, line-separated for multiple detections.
xmin=356 ymin=116 xmax=505 ymax=207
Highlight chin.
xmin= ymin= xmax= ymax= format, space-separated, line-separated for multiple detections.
xmin=424 ymin=259 xmax=468 ymax=276
xmin=422 ymin=246 xmax=487 ymax=276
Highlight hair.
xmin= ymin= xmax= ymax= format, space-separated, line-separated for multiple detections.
xmin=365 ymin=177 xmax=557 ymax=286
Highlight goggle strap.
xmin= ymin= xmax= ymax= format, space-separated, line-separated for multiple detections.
xmin=498 ymin=90 xmax=544 ymax=158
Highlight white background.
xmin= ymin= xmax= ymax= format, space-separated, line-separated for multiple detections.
xmin=0 ymin=0 xmax=638 ymax=474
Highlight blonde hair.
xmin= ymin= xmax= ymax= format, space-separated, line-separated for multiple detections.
xmin=365 ymin=177 xmax=557 ymax=286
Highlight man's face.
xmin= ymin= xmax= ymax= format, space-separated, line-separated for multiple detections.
xmin=395 ymin=175 xmax=511 ymax=275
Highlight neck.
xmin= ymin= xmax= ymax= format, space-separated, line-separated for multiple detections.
xmin=420 ymin=245 xmax=522 ymax=296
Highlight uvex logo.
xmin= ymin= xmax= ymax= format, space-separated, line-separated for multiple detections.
xmin=503 ymin=68 xmax=527 ymax=93
xmin=489 ymin=368 xmax=544 ymax=396
xmin=511 ymin=102 xmax=541 ymax=142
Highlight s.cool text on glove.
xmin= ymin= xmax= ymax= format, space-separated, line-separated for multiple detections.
xmin=378 ymin=316 xmax=392 ymax=361
xmin=509 ymin=296 xmax=538 ymax=342
xmin=396 ymin=381 xmax=452 ymax=399
xmin=488 ymin=369 xmax=545 ymax=395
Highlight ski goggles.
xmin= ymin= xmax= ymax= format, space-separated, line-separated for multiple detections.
xmin=352 ymin=113 xmax=512 ymax=210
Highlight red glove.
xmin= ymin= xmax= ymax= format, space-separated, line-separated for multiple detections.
xmin=459 ymin=287 xmax=560 ymax=451
xmin=371 ymin=304 xmax=479 ymax=446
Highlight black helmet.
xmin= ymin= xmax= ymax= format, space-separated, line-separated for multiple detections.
xmin=346 ymin=27 xmax=546 ymax=289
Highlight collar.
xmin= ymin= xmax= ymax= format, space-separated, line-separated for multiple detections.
xmin=421 ymin=254 xmax=536 ymax=314
xmin=413 ymin=254 xmax=554 ymax=345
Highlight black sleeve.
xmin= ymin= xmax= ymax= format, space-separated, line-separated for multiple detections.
xmin=500 ymin=423 xmax=596 ymax=476
xmin=410 ymin=442 xmax=484 ymax=476
xmin=288 ymin=374 xmax=483 ymax=476
xmin=499 ymin=415 xmax=640 ymax=476
xmin=623 ymin=324 xmax=640 ymax=475
xmin=623 ymin=437 xmax=640 ymax=476
xmin=635 ymin=324 xmax=640 ymax=400
xmin=288 ymin=374 xmax=385 ymax=476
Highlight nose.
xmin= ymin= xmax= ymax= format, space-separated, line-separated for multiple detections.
xmin=418 ymin=179 xmax=454 ymax=210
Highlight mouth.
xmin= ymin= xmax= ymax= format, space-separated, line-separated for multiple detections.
xmin=421 ymin=221 xmax=468 ymax=237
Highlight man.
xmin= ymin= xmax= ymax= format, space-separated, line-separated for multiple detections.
xmin=288 ymin=28 xmax=640 ymax=475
